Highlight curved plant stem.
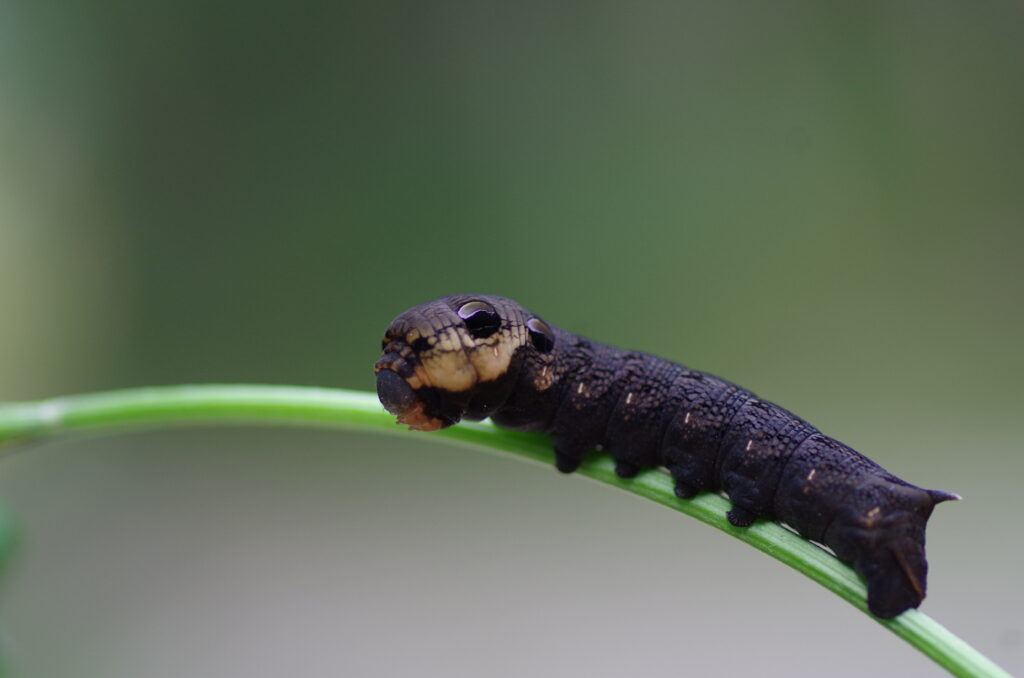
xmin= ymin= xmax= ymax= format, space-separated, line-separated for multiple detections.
xmin=0 ymin=385 xmax=1009 ymax=678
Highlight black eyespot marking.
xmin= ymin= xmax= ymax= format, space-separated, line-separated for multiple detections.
xmin=527 ymin=317 xmax=554 ymax=353
xmin=457 ymin=301 xmax=501 ymax=339
xmin=377 ymin=294 xmax=957 ymax=620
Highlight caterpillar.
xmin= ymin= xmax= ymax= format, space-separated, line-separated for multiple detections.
xmin=373 ymin=294 xmax=958 ymax=618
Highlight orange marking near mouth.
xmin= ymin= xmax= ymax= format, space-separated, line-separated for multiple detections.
xmin=396 ymin=401 xmax=444 ymax=431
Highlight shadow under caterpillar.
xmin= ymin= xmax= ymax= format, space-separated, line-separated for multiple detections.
xmin=374 ymin=294 xmax=958 ymax=618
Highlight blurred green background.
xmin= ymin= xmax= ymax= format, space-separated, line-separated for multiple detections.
xmin=1 ymin=2 xmax=1022 ymax=676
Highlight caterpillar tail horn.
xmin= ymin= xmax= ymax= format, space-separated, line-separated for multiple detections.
xmin=927 ymin=489 xmax=962 ymax=504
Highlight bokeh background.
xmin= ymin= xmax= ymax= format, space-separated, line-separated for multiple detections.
xmin=1 ymin=2 xmax=1022 ymax=676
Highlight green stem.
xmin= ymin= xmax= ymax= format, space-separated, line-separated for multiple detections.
xmin=0 ymin=385 xmax=1009 ymax=678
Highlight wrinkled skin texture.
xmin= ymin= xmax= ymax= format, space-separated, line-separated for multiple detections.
xmin=375 ymin=294 xmax=958 ymax=618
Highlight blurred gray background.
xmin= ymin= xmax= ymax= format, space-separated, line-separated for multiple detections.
xmin=1 ymin=2 xmax=1022 ymax=676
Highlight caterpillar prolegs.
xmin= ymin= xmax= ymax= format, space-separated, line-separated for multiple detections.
xmin=374 ymin=294 xmax=958 ymax=618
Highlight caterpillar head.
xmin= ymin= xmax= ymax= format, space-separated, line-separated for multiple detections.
xmin=374 ymin=294 xmax=556 ymax=431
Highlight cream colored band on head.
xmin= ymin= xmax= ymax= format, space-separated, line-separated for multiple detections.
xmin=414 ymin=321 xmax=528 ymax=393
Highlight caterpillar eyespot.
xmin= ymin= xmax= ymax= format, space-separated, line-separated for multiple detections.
xmin=457 ymin=300 xmax=502 ymax=339
xmin=526 ymin=317 xmax=555 ymax=353
xmin=373 ymin=294 xmax=958 ymax=619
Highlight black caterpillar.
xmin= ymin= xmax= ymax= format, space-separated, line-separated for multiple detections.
xmin=374 ymin=294 xmax=958 ymax=618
